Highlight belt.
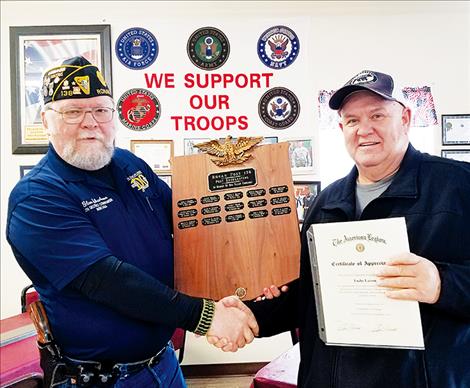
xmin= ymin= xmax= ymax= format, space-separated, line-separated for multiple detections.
xmin=60 ymin=344 xmax=168 ymax=387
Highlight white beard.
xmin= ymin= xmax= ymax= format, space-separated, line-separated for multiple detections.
xmin=60 ymin=132 xmax=115 ymax=170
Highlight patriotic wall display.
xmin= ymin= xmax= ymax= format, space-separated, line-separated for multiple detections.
xmin=114 ymin=24 xmax=305 ymax=135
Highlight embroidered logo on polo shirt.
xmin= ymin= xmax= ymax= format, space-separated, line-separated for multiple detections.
xmin=127 ymin=171 xmax=149 ymax=192
xmin=82 ymin=196 xmax=114 ymax=213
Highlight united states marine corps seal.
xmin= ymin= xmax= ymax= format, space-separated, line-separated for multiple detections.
xmin=115 ymin=27 xmax=158 ymax=69
xmin=257 ymin=25 xmax=300 ymax=69
xmin=117 ymin=88 xmax=160 ymax=131
xmin=187 ymin=27 xmax=230 ymax=70
xmin=258 ymin=87 xmax=300 ymax=129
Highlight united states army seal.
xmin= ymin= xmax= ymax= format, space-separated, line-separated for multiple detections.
xmin=187 ymin=27 xmax=230 ymax=70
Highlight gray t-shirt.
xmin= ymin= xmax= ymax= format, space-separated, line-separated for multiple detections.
xmin=355 ymin=174 xmax=395 ymax=219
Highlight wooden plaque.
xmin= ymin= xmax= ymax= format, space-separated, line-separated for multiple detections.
xmin=172 ymin=142 xmax=300 ymax=300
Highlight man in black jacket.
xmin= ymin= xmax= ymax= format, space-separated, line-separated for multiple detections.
xmin=218 ymin=70 xmax=470 ymax=388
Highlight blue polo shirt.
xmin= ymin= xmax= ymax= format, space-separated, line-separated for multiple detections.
xmin=7 ymin=146 xmax=175 ymax=361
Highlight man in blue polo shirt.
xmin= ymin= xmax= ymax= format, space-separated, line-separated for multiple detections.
xmin=6 ymin=56 xmax=258 ymax=388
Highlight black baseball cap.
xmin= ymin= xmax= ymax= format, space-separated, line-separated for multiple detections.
xmin=329 ymin=70 xmax=404 ymax=110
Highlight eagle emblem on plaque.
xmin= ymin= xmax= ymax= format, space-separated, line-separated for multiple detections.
xmin=194 ymin=136 xmax=264 ymax=166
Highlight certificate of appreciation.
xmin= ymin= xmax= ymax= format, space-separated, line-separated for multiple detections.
xmin=307 ymin=217 xmax=424 ymax=349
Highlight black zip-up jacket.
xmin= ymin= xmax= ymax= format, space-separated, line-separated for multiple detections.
xmin=249 ymin=145 xmax=470 ymax=388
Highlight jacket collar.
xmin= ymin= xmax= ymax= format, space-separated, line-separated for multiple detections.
xmin=322 ymin=143 xmax=421 ymax=212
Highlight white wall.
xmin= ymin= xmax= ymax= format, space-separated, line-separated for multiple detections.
xmin=1 ymin=0 xmax=469 ymax=364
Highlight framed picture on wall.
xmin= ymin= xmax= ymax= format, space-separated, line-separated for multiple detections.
xmin=19 ymin=165 xmax=36 ymax=178
xmin=10 ymin=25 xmax=112 ymax=154
xmin=441 ymin=114 xmax=470 ymax=145
xmin=130 ymin=140 xmax=174 ymax=174
xmin=441 ymin=149 xmax=470 ymax=163
xmin=287 ymin=139 xmax=314 ymax=173
xmin=293 ymin=181 xmax=321 ymax=222
xmin=159 ymin=175 xmax=172 ymax=188
xmin=259 ymin=136 xmax=278 ymax=145
xmin=184 ymin=138 xmax=210 ymax=155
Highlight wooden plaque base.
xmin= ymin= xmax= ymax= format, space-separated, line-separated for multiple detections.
xmin=172 ymin=142 xmax=300 ymax=300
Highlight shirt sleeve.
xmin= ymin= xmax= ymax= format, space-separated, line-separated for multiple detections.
xmin=7 ymin=191 xmax=113 ymax=291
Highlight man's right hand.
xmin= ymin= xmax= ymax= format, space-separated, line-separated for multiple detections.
xmin=206 ymin=297 xmax=259 ymax=352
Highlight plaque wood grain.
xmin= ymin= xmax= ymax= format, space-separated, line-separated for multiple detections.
xmin=172 ymin=142 xmax=300 ymax=300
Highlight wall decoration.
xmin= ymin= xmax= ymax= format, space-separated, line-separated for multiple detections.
xmin=19 ymin=165 xmax=36 ymax=178
xmin=9 ymin=25 xmax=112 ymax=154
xmin=159 ymin=175 xmax=172 ymax=188
xmin=257 ymin=25 xmax=300 ymax=69
xmin=184 ymin=138 xmax=211 ymax=155
xmin=117 ymin=88 xmax=161 ymax=131
xmin=441 ymin=149 xmax=470 ymax=163
xmin=318 ymin=89 xmax=339 ymax=131
xmin=293 ymin=180 xmax=321 ymax=222
xmin=442 ymin=114 xmax=470 ymax=145
xmin=401 ymin=86 xmax=437 ymax=127
xmin=287 ymin=138 xmax=314 ymax=173
xmin=130 ymin=140 xmax=174 ymax=173
xmin=115 ymin=27 xmax=158 ymax=69
xmin=258 ymin=87 xmax=300 ymax=129
xmin=186 ymin=27 xmax=230 ymax=70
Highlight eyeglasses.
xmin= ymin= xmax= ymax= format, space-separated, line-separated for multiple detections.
xmin=47 ymin=107 xmax=115 ymax=124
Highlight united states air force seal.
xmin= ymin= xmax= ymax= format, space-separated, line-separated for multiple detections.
xmin=117 ymin=88 xmax=160 ymax=131
xmin=258 ymin=87 xmax=300 ymax=129
xmin=115 ymin=27 xmax=158 ymax=69
xmin=187 ymin=27 xmax=230 ymax=70
xmin=257 ymin=25 xmax=300 ymax=69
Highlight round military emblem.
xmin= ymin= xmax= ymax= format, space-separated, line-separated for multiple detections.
xmin=257 ymin=25 xmax=300 ymax=69
xmin=235 ymin=287 xmax=247 ymax=299
xmin=115 ymin=27 xmax=158 ymax=69
xmin=258 ymin=87 xmax=300 ymax=129
xmin=117 ymin=88 xmax=160 ymax=131
xmin=187 ymin=27 xmax=230 ymax=70
xmin=356 ymin=243 xmax=365 ymax=253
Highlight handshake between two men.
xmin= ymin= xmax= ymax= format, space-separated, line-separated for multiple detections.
xmin=204 ymin=285 xmax=288 ymax=352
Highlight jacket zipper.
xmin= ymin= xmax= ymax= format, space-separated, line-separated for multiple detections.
xmin=331 ymin=349 xmax=338 ymax=388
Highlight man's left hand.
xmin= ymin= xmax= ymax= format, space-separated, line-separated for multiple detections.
xmin=376 ymin=253 xmax=441 ymax=304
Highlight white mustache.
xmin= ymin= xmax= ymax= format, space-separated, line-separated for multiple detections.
xmin=77 ymin=132 xmax=106 ymax=142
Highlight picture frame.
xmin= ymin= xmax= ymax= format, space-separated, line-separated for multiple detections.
xmin=293 ymin=181 xmax=321 ymax=222
xmin=287 ymin=139 xmax=314 ymax=173
xmin=19 ymin=165 xmax=36 ymax=178
xmin=441 ymin=114 xmax=470 ymax=145
xmin=130 ymin=140 xmax=174 ymax=174
xmin=159 ymin=175 xmax=172 ymax=188
xmin=184 ymin=138 xmax=210 ymax=155
xmin=10 ymin=25 xmax=112 ymax=154
xmin=441 ymin=149 xmax=470 ymax=163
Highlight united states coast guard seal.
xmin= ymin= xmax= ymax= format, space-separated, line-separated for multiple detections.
xmin=258 ymin=87 xmax=300 ymax=129
xmin=117 ymin=88 xmax=161 ymax=131
xmin=257 ymin=25 xmax=300 ymax=69
xmin=115 ymin=27 xmax=158 ymax=69
xmin=187 ymin=27 xmax=230 ymax=70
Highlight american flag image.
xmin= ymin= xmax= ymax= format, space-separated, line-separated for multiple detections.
xmin=401 ymin=86 xmax=438 ymax=128
xmin=23 ymin=37 xmax=98 ymax=125
xmin=318 ymin=89 xmax=340 ymax=131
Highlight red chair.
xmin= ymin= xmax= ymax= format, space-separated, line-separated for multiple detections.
xmin=1 ymin=373 xmax=43 ymax=388
xmin=20 ymin=285 xmax=186 ymax=362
